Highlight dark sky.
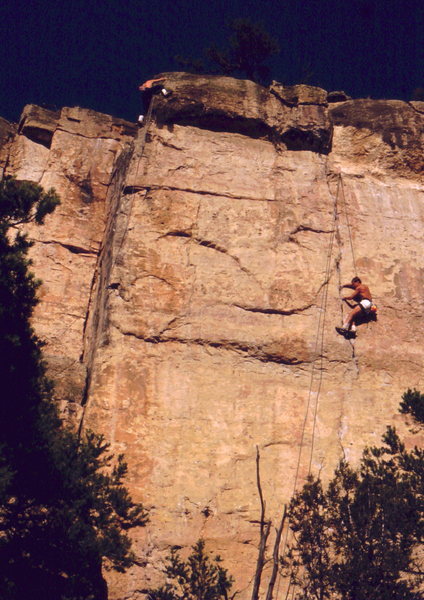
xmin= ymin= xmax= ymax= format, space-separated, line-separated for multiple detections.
xmin=0 ymin=0 xmax=422 ymax=124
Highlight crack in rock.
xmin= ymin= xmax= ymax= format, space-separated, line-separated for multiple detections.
xmin=162 ymin=231 xmax=261 ymax=283
xmin=281 ymin=225 xmax=336 ymax=250
xmin=233 ymin=303 xmax=314 ymax=316
xmin=130 ymin=273 xmax=176 ymax=289
xmin=32 ymin=239 xmax=98 ymax=255
xmin=56 ymin=125 xmax=128 ymax=142
xmin=406 ymin=101 xmax=424 ymax=115
xmin=114 ymin=326 xmax=304 ymax=366
xmin=161 ymin=230 xmax=192 ymax=239
xmin=289 ymin=224 xmax=335 ymax=236
xmin=141 ymin=184 xmax=279 ymax=203
xmin=150 ymin=134 xmax=184 ymax=151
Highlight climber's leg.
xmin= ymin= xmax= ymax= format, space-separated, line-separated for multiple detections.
xmin=343 ymin=304 xmax=362 ymax=330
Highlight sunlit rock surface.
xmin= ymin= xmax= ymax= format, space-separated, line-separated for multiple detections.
xmin=1 ymin=73 xmax=423 ymax=599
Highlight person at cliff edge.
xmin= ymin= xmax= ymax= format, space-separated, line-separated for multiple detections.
xmin=138 ymin=77 xmax=170 ymax=125
xmin=336 ymin=276 xmax=374 ymax=336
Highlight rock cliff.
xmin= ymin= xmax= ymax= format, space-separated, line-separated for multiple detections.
xmin=1 ymin=73 xmax=423 ymax=599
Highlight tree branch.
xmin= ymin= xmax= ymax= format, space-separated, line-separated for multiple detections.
xmin=251 ymin=446 xmax=271 ymax=600
xmin=265 ymin=505 xmax=287 ymax=600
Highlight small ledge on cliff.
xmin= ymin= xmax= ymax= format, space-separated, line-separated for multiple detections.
xmin=269 ymin=81 xmax=328 ymax=107
xmin=18 ymin=104 xmax=60 ymax=148
xmin=17 ymin=104 xmax=137 ymax=151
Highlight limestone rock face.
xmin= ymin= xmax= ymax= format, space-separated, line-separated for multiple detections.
xmin=2 ymin=105 xmax=136 ymax=416
xmin=329 ymin=99 xmax=424 ymax=176
xmin=156 ymin=73 xmax=332 ymax=153
xmin=2 ymin=74 xmax=423 ymax=599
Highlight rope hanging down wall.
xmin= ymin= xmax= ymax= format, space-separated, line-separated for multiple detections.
xmin=113 ymin=95 xmax=157 ymax=268
xmin=293 ymin=173 xmax=342 ymax=494
xmin=78 ymin=97 xmax=159 ymax=439
xmin=339 ymin=174 xmax=357 ymax=277
xmin=277 ymin=172 xmax=353 ymax=600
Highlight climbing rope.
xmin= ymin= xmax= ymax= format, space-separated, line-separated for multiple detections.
xmin=78 ymin=96 xmax=159 ymax=440
xmin=277 ymin=169 xmax=342 ymax=600
xmin=112 ymin=95 xmax=157 ymax=268
xmin=339 ymin=174 xmax=357 ymax=276
xmin=278 ymin=171 xmax=362 ymax=600
xmin=131 ymin=94 xmax=157 ymax=186
xmin=308 ymin=174 xmax=341 ymax=472
xmin=292 ymin=173 xmax=340 ymax=491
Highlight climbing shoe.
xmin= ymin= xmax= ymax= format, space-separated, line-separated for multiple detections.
xmin=335 ymin=326 xmax=356 ymax=339
xmin=335 ymin=326 xmax=348 ymax=335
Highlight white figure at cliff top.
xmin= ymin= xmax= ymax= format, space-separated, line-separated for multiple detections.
xmin=137 ymin=78 xmax=170 ymax=124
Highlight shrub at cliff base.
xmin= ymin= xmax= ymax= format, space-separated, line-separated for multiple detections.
xmin=284 ymin=395 xmax=423 ymax=600
xmin=400 ymin=389 xmax=424 ymax=425
xmin=147 ymin=539 xmax=233 ymax=600
xmin=0 ymin=177 xmax=148 ymax=600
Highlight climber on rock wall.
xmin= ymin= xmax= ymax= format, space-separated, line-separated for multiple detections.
xmin=336 ymin=276 xmax=374 ymax=337
xmin=137 ymin=77 xmax=170 ymax=124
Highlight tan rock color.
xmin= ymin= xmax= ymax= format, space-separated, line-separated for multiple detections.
xmin=3 ymin=105 xmax=136 ymax=417
xmin=2 ymin=74 xmax=423 ymax=598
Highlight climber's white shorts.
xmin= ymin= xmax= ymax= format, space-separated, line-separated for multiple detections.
xmin=359 ymin=299 xmax=372 ymax=313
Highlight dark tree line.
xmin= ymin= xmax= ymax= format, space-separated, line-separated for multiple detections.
xmin=0 ymin=177 xmax=147 ymax=600
xmin=175 ymin=19 xmax=280 ymax=85
xmin=147 ymin=539 xmax=233 ymax=600
xmin=283 ymin=389 xmax=424 ymax=600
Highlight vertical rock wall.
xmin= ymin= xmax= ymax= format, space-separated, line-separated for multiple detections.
xmin=1 ymin=105 xmax=136 ymax=416
xmin=1 ymin=75 xmax=423 ymax=599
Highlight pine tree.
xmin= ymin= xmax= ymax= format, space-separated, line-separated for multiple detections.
xmin=399 ymin=389 xmax=424 ymax=425
xmin=175 ymin=19 xmax=280 ymax=85
xmin=207 ymin=19 xmax=280 ymax=84
xmin=284 ymin=403 xmax=424 ymax=600
xmin=0 ymin=177 xmax=148 ymax=600
xmin=147 ymin=539 xmax=233 ymax=600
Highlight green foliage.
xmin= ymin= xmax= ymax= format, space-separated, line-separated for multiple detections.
xmin=0 ymin=177 xmax=59 ymax=453
xmin=400 ymin=389 xmax=424 ymax=425
xmin=285 ymin=420 xmax=424 ymax=600
xmin=411 ymin=87 xmax=424 ymax=101
xmin=207 ymin=19 xmax=279 ymax=84
xmin=147 ymin=539 xmax=233 ymax=600
xmin=0 ymin=177 xmax=147 ymax=599
xmin=283 ymin=477 xmax=334 ymax=600
xmin=174 ymin=54 xmax=206 ymax=74
xmin=175 ymin=19 xmax=279 ymax=84
xmin=0 ymin=175 xmax=60 ymax=226
xmin=1 ymin=425 xmax=148 ymax=600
